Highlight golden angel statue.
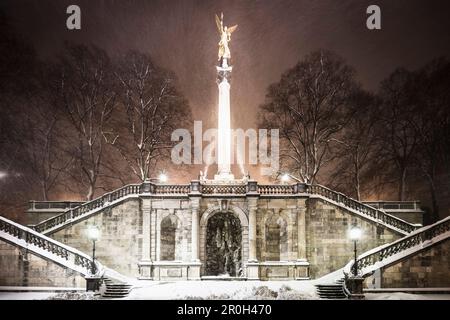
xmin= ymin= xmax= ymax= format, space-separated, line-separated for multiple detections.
xmin=215 ymin=13 xmax=238 ymax=62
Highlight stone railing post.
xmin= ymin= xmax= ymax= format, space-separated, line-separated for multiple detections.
xmin=189 ymin=180 xmax=202 ymax=195
xmin=140 ymin=180 xmax=153 ymax=194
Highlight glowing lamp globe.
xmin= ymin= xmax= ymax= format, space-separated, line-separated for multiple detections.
xmin=159 ymin=173 xmax=168 ymax=183
xmin=88 ymin=226 xmax=100 ymax=241
xmin=349 ymin=226 xmax=362 ymax=241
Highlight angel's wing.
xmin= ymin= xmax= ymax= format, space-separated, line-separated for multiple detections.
xmin=215 ymin=14 xmax=222 ymax=33
xmin=227 ymin=24 xmax=238 ymax=34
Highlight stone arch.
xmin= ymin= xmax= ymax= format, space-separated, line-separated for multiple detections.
xmin=160 ymin=214 xmax=182 ymax=261
xmin=199 ymin=205 xmax=249 ymax=269
xmin=263 ymin=211 xmax=289 ymax=261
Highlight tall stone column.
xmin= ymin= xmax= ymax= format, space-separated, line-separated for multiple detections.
xmin=247 ymin=197 xmax=259 ymax=279
xmin=214 ymin=59 xmax=234 ymax=181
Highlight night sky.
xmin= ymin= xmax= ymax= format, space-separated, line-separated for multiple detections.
xmin=2 ymin=0 xmax=450 ymax=132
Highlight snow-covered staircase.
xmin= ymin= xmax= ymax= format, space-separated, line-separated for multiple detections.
xmin=0 ymin=216 xmax=100 ymax=277
xmin=314 ymin=216 xmax=450 ymax=298
xmin=0 ymin=215 xmax=134 ymax=297
xmin=343 ymin=215 xmax=450 ymax=278
xmin=315 ymin=278 xmax=347 ymax=299
xmin=303 ymin=184 xmax=419 ymax=235
xmin=101 ymin=278 xmax=133 ymax=298
xmin=30 ymin=182 xmax=419 ymax=237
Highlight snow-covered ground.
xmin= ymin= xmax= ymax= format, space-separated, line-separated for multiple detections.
xmin=0 ymin=292 xmax=55 ymax=300
xmin=2 ymin=276 xmax=450 ymax=300
xmin=365 ymin=293 xmax=450 ymax=300
xmin=126 ymin=280 xmax=317 ymax=300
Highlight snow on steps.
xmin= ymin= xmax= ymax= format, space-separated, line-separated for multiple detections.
xmin=343 ymin=215 xmax=450 ymax=277
xmin=0 ymin=215 xmax=100 ymax=277
xmin=1 ymin=215 xmax=133 ymax=297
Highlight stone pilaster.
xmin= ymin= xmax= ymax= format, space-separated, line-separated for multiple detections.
xmin=189 ymin=196 xmax=201 ymax=279
xmin=141 ymin=198 xmax=152 ymax=261
xmin=247 ymin=197 xmax=259 ymax=280
xmin=150 ymin=207 xmax=157 ymax=261
xmin=248 ymin=197 xmax=258 ymax=262
xmin=190 ymin=197 xmax=200 ymax=262
xmin=297 ymin=199 xmax=307 ymax=261
xmin=138 ymin=197 xmax=153 ymax=279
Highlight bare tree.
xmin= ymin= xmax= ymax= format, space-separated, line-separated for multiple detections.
xmin=329 ymin=91 xmax=380 ymax=200
xmin=376 ymin=68 xmax=419 ymax=201
xmin=259 ymin=50 xmax=358 ymax=183
xmin=56 ymin=44 xmax=117 ymax=200
xmin=411 ymin=58 xmax=450 ymax=221
xmin=108 ymin=51 xmax=190 ymax=182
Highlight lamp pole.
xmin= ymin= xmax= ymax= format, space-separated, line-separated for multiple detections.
xmin=349 ymin=226 xmax=361 ymax=277
xmin=353 ymin=239 xmax=358 ymax=276
xmin=92 ymin=238 xmax=96 ymax=275
xmin=88 ymin=226 xmax=100 ymax=276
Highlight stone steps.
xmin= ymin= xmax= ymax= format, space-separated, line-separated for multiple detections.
xmin=101 ymin=278 xmax=133 ymax=298
xmin=315 ymin=278 xmax=347 ymax=299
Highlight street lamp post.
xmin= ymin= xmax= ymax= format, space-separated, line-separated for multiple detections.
xmin=349 ymin=226 xmax=362 ymax=276
xmin=87 ymin=226 xmax=100 ymax=275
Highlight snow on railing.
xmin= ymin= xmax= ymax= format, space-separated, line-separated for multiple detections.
xmin=32 ymin=184 xmax=142 ymax=234
xmin=304 ymin=184 xmax=418 ymax=234
xmin=0 ymin=216 xmax=102 ymax=277
xmin=30 ymin=180 xmax=419 ymax=236
xmin=343 ymin=216 xmax=450 ymax=277
xmin=201 ymin=184 xmax=247 ymax=195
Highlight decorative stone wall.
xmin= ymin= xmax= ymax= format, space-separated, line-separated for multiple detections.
xmin=305 ymin=198 xmax=400 ymax=278
xmin=365 ymin=237 xmax=450 ymax=288
xmin=2 ymin=190 xmax=413 ymax=284
xmin=51 ymin=198 xmax=142 ymax=277
xmin=0 ymin=241 xmax=85 ymax=287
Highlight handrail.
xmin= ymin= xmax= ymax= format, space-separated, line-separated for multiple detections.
xmin=304 ymin=184 xmax=418 ymax=234
xmin=343 ymin=215 xmax=450 ymax=277
xmin=32 ymin=184 xmax=142 ymax=234
xmin=30 ymin=181 xmax=418 ymax=236
xmin=0 ymin=216 xmax=101 ymax=277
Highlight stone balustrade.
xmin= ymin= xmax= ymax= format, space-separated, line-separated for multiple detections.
xmin=31 ymin=180 xmax=419 ymax=236
xmin=346 ymin=216 xmax=450 ymax=276
xmin=0 ymin=216 xmax=96 ymax=276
